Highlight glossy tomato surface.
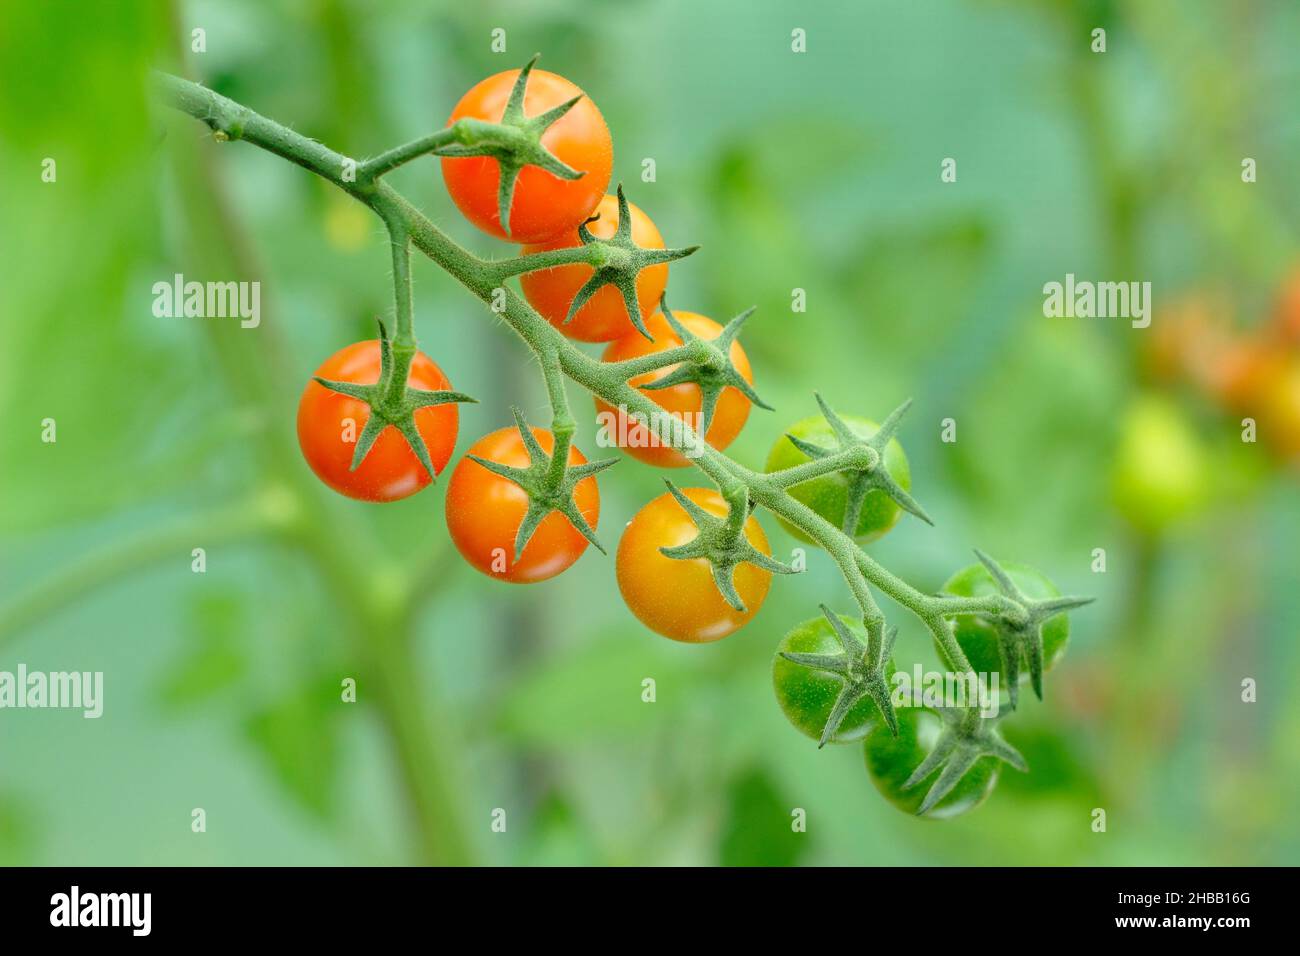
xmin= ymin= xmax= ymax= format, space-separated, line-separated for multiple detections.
xmin=616 ymin=487 xmax=772 ymax=642
xmin=596 ymin=311 xmax=754 ymax=468
xmin=764 ymin=413 xmax=911 ymax=545
xmin=939 ymin=561 xmax=1070 ymax=696
xmin=445 ymin=426 xmax=599 ymax=583
xmin=772 ymin=614 xmax=885 ymax=743
xmin=297 ymin=340 xmax=458 ymax=502
xmin=520 ymin=193 xmax=668 ymax=342
xmin=863 ymin=707 xmax=999 ymax=819
xmin=441 ymin=68 xmax=612 ymax=243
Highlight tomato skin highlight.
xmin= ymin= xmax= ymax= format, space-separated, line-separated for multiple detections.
xmin=445 ymin=426 xmax=599 ymax=583
xmin=596 ymin=311 xmax=755 ymax=468
xmin=764 ymin=414 xmax=911 ymax=545
xmin=863 ymin=707 xmax=999 ymax=819
xmin=939 ymin=562 xmax=1069 ymax=690
xmin=617 ymin=488 xmax=771 ymax=642
xmin=772 ymin=615 xmax=884 ymax=743
xmin=520 ymin=193 xmax=669 ymax=342
xmin=441 ymin=68 xmax=613 ymax=243
xmin=296 ymin=340 xmax=458 ymax=503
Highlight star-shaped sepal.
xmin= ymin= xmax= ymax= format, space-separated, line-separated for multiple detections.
xmin=657 ymin=481 xmax=795 ymax=611
xmin=557 ymin=184 xmax=698 ymax=339
xmin=965 ymin=550 xmax=1096 ymax=709
xmin=777 ymin=606 xmax=900 ymax=747
xmin=314 ymin=320 xmax=476 ymax=480
xmin=902 ymin=705 xmax=1028 ymax=816
xmin=640 ymin=298 xmax=773 ymax=433
xmin=433 ymin=55 xmax=588 ymax=237
xmin=785 ymin=393 xmax=933 ymax=535
xmin=467 ymin=407 xmax=619 ymax=560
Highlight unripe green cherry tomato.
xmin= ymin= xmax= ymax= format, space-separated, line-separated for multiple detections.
xmin=939 ymin=561 xmax=1069 ymax=689
xmin=863 ymin=707 xmax=999 ymax=819
xmin=1110 ymin=394 xmax=1208 ymax=533
xmin=764 ymin=414 xmax=911 ymax=544
xmin=772 ymin=615 xmax=888 ymax=743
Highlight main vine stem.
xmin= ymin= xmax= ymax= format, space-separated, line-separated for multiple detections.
xmin=154 ymin=71 xmax=1017 ymax=786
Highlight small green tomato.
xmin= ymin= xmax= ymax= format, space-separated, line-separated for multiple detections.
xmin=772 ymin=615 xmax=886 ymax=744
xmin=938 ymin=561 xmax=1069 ymax=688
xmin=764 ymin=413 xmax=911 ymax=545
xmin=863 ymin=707 xmax=1000 ymax=819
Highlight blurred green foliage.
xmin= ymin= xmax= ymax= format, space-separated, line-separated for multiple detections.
xmin=2 ymin=0 xmax=1298 ymax=866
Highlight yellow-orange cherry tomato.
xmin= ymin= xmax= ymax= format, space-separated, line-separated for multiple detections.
xmin=297 ymin=341 xmax=459 ymax=503
xmin=595 ymin=311 xmax=754 ymax=468
xmin=441 ymin=69 xmax=612 ymax=243
xmin=616 ymin=488 xmax=772 ymax=643
xmin=520 ymin=193 xmax=669 ymax=342
xmin=445 ymin=427 xmax=600 ymax=583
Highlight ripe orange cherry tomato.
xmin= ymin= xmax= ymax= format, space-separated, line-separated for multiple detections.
xmin=297 ymin=340 xmax=458 ymax=502
xmin=616 ymin=488 xmax=772 ymax=643
xmin=519 ymin=193 xmax=669 ymax=342
xmin=445 ymin=427 xmax=600 ymax=583
xmin=595 ymin=311 xmax=754 ymax=468
xmin=441 ymin=69 xmax=612 ymax=243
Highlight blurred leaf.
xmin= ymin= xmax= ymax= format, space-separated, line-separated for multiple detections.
xmin=999 ymin=720 xmax=1104 ymax=804
xmin=945 ymin=318 xmax=1123 ymax=550
xmin=0 ymin=0 xmax=177 ymax=532
xmin=518 ymin=792 xmax=603 ymax=867
xmin=719 ymin=767 xmax=807 ymax=867
xmin=243 ymin=676 xmax=342 ymax=821
xmin=0 ymin=793 xmax=36 ymax=866
xmin=497 ymin=633 xmax=695 ymax=746
xmin=154 ymin=592 xmax=249 ymax=712
xmin=835 ymin=214 xmax=993 ymax=367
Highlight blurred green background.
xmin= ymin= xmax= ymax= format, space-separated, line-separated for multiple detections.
xmin=3 ymin=0 xmax=1299 ymax=866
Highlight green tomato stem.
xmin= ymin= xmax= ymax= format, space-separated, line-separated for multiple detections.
xmin=359 ymin=127 xmax=462 ymax=181
xmin=606 ymin=345 xmax=694 ymax=381
xmin=766 ymin=447 xmax=867 ymax=489
xmin=381 ymin=219 xmax=417 ymax=408
xmin=487 ymin=244 xmax=606 ymax=281
xmin=540 ymin=348 xmax=576 ymax=487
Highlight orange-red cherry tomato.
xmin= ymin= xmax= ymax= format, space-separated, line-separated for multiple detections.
xmin=445 ymin=427 xmax=600 ymax=583
xmin=595 ymin=311 xmax=755 ymax=468
xmin=441 ymin=68 xmax=612 ymax=243
xmin=520 ymin=193 xmax=669 ymax=342
xmin=297 ymin=340 xmax=458 ymax=503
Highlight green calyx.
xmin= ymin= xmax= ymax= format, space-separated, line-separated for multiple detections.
xmin=965 ymin=550 xmax=1095 ymax=709
xmin=658 ymin=481 xmax=794 ymax=611
xmin=468 ymin=407 xmax=618 ymax=560
xmin=902 ymin=705 xmax=1027 ymax=816
xmin=561 ymin=184 xmax=698 ymax=338
xmin=433 ymin=54 xmax=584 ymax=238
xmin=314 ymin=320 xmax=476 ymax=480
xmin=778 ymin=607 xmax=899 ymax=747
xmin=784 ymin=394 xmax=932 ymax=534
xmin=641 ymin=297 xmax=773 ymax=433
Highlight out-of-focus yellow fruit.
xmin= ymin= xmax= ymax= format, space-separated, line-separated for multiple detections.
xmin=324 ymin=193 xmax=372 ymax=252
xmin=1258 ymin=357 xmax=1300 ymax=460
xmin=1111 ymin=394 xmax=1209 ymax=533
